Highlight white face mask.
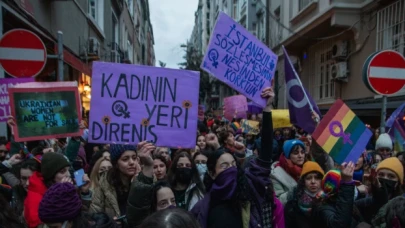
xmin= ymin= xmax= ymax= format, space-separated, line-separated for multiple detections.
xmin=196 ymin=163 xmax=207 ymax=176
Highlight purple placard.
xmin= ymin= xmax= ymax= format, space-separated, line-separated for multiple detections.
xmin=224 ymin=95 xmax=247 ymax=121
xmin=201 ymin=12 xmax=278 ymax=108
xmin=0 ymin=78 xmax=34 ymax=122
xmin=89 ymin=62 xmax=200 ymax=148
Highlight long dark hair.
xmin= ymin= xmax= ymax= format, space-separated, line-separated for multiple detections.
xmin=0 ymin=194 xmax=25 ymax=228
xmin=167 ymin=152 xmax=205 ymax=194
xmin=139 ymin=208 xmax=200 ymax=228
xmin=151 ymin=181 xmax=174 ymax=213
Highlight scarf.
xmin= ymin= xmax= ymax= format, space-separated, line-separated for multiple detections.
xmin=298 ymin=190 xmax=317 ymax=216
xmin=276 ymin=153 xmax=302 ymax=181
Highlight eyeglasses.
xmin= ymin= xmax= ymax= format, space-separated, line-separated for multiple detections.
xmin=379 ymin=148 xmax=391 ymax=152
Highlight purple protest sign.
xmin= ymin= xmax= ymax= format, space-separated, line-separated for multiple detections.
xmin=0 ymin=78 xmax=34 ymax=122
xmin=89 ymin=62 xmax=200 ymax=148
xmin=224 ymin=95 xmax=247 ymax=121
xmin=201 ymin=12 xmax=278 ymax=108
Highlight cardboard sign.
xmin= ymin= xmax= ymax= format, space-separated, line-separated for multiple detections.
xmin=8 ymin=82 xmax=82 ymax=142
xmin=241 ymin=119 xmax=260 ymax=135
xmin=201 ymin=12 xmax=278 ymax=108
xmin=89 ymin=62 xmax=200 ymax=148
xmin=272 ymin=109 xmax=292 ymax=129
xmin=224 ymin=95 xmax=247 ymax=121
xmin=312 ymin=99 xmax=372 ymax=165
xmin=0 ymin=78 xmax=34 ymax=122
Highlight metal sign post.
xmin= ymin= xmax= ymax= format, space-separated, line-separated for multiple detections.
xmin=380 ymin=95 xmax=387 ymax=133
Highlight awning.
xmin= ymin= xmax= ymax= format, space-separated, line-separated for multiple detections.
xmin=54 ymin=45 xmax=92 ymax=76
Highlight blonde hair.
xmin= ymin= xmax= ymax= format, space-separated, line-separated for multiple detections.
xmin=90 ymin=157 xmax=112 ymax=189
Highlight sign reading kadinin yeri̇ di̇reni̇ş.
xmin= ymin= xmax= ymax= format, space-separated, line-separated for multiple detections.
xmin=201 ymin=12 xmax=278 ymax=108
xmin=8 ymin=81 xmax=82 ymax=142
xmin=89 ymin=62 xmax=200 ymax=148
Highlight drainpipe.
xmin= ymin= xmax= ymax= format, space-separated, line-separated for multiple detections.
xmin=265 ymin=0 xmax=270 ymax=46
xmin=0 ymin=5 xmax=6 ymax=139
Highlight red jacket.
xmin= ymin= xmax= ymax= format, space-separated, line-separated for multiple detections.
xmin=24 ymin=171 xmax=47 ymax=228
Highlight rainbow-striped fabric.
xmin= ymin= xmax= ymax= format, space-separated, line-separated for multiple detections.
xmin=312 ymin=99 xmax=372 ymax=164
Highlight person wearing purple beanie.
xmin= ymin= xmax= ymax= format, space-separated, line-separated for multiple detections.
xmin=39 ymin=182 xmax=85 ymax=227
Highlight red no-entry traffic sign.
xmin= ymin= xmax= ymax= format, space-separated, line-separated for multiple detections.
xmin=365 ymin=50 xmax=405 ymax=95
xmin=0 ymin=29 xmax=47 ymax=78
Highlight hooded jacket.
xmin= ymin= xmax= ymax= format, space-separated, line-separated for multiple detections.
xmin=24 ymin=171 xmax=48 ymax=228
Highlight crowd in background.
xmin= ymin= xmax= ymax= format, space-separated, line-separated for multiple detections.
xmin=0 ymin=87 xmax=404 ymax=228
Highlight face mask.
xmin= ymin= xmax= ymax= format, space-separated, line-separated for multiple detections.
xmin=72 ymin=161 xmax=83 ymax=171
xmin=196 ymin=164 xmax=207 ymax=176
xmin=167 ymin=205 xmax=176 ymax=210
xmin=211 ymin=166 xmax=238 ymax=200
xmin=175 ymin=168 xmax=193 ymax=184
xmin=379 ymin=178 xmax=397 ymax=194
xmin=374 ymin=178 xmax=398 ymax=204
xmin=275 ymin=135 xmax=282 ymax=141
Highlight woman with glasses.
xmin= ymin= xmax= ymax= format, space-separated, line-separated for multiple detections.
xmin=271 ymin=139 xmax=307 ymax=205
xmin=375 ymin=133 xmax=393 ymax=160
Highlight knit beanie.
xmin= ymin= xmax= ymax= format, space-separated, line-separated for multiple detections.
xmin=300 ymin=161 xmax=325 ymax=178
xmin=283 ymin=139 xmax=305 ymax=158
xmin=321 ymin=170 xmax=341 ymax=195
xmin=375 ymin=133 xmax=393 ymax=150
xmin=376 ymin=157 xmax=404 ymax=184
xmin=41 ymin=153 xmax=70 ymax=181
xmin=39 ymin=183 xmax=82 ymax=223
xmin=110 ymin=144 xmax=136 ymax=162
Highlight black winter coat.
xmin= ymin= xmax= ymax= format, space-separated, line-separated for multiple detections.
xmin=312 ymin=183 xmax=362 ymax=228
xmin=284 ymin=188 xmax=313 ymax=228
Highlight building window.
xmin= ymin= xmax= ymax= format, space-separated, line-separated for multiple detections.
xmin=127 ymin=38 xmax=134 ymax=63
xmin=232 ymin=0 xmax=238 ymax=19
xmin=88 ymin=0 xmax=104 ymax=31
xmin=307 ymin=38 xmax=338 ymax=101
xmin=299 ymin=0 xmax=313 ymax=11
xmin=112 ymin=10 xmax=119 ymax=44
xmin=376 ymin=0 xmax=405 ymax=95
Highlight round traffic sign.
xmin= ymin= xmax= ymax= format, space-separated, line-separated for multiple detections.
xmin=366 ymin=50 xmax=405 ymax=95
xmin=0 ymin=29 xmax=47 ymax=78
xmin=362 ymin=51 xmax=379 ymax=94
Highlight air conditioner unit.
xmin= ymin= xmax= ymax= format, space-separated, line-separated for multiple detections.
xmin=88 ymin=37 xmax=100 ymax=56
xmin=331 ymin=62 xmax=348 ymax=80
xmin=332 ymin=41 xmax=348 ymax=58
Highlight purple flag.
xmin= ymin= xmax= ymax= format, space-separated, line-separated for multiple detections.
xmin=283 ymin=46 xmax=320 ymax=133
xmin=201 ymin=12 xmax=278 ymax=108
xmin=89 ymin=62 xmax=200 ymax=148
xmin=0 ymin=78 xmax=34 ymax=122
xmin=386 ymin=102 xmax=405 ymax=128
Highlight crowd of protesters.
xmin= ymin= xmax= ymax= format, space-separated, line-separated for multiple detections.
xmin=0 ymin=86 xmax=404 ymax=228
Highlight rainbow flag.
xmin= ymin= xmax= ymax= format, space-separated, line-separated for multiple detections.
xmin=312 ymin=99 xmax=372 ymax=164
xmin=393 ymin=119 xmax=405 ymax=152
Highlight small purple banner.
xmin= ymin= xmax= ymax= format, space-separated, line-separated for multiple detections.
xmin=0 ymin=78 xmax=34 ymax=122
xmin=89 ymin=62 xmax=200 ymax=148
xmin=224 ymin=95 xmax=248 ymax=121
xmin=201 ymin=12 xmax=278 ymax=108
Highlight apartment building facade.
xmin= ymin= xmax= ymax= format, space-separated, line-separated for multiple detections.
xmin=269 ymin=0 xmax=405 ymax=126
xmin=0 ymin=0 xmax=155 ymax=136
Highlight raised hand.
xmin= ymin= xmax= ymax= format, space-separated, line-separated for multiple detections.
xmin=340 ymin=161 xmax=355 ymax=182
xmin=205 ymin=133 xmax=220 ymax=150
